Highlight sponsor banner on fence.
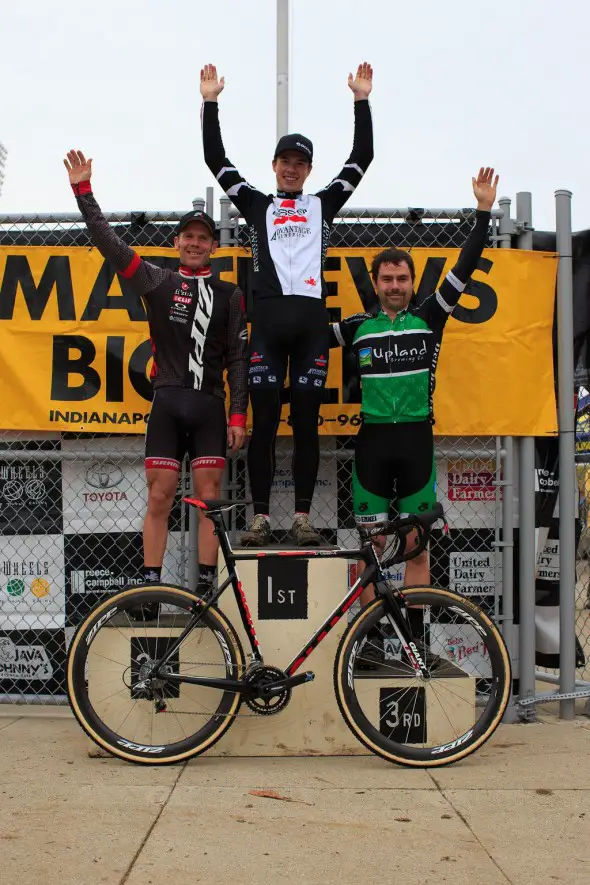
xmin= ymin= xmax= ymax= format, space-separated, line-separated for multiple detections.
xmin=441 ymin=458 xmax=498 ymax=530
xmin=61 ymin=436 xmax=188 ymax=535
xmin=0 ymin=535 xmax=65 ymax=629
xmin=0 ymin=246 xmax=557 ymax=436
xmin=0 ymin=451 xmax=63 ymax=536
xmin=64 ymin=530 xmax=185 ymax=626
xmin=0 ymin=629 xmax=66 ymax=695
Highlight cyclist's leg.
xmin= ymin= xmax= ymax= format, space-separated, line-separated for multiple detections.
xmin=396 ymin=422 xmax=437 ymax=588
xmin=246 ymin=313 xmax=288 ymax=523
xmin=144 ymin=388 xmax=182 ymax=581
xmin=189 ymin=395 xmax=228 ymax=595
xmin=353 ymin=422 xmax=395 ymax=606
xmin=289 ymin=299 xmax=330 ymax=543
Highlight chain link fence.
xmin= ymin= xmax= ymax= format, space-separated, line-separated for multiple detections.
xmin=0 ymin=203 xmax=513 ymax=706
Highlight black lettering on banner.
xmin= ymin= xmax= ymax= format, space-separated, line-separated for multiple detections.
xmin=379 ymin=686 xmax=426 ymax=743
xmin=414 ymin=257 xmax=446 ymax=306
xmin=81 ymin=263 xmax=146 ymax=321
xmin=345 ymin=256 xmax=379 ymax=313
xmin=128 ymin=340 xmax=154 ymax=401
xmin=454 ymin=258 xmax=497 ymax=325
xmin=51 ymin=336 xmax=153 ymax=404
xmin=324 ymin=256 xmax=341 ymax=303
xmin=51 ymin=335 xmax=101 ymax=400
xmin=105 ymin=336 xmax=124 ymax=402
xmin=0 ymin=255 xmax=76 ymax=320
xmin=210 ymin=256 xmax=234 ymax=278
xmin=258 ymin=559 xmax=308 ymax=620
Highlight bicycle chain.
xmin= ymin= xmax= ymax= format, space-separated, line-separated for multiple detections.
xmin=149 ymin=662 xmax=268 ymax=717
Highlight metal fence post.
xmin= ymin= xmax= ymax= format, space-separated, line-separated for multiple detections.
xmin=219 ymin=196 xmax=233 ymax=246
xmin=496 ymin=195 xmax=518 ymax=721
xmin=192 ymin=196 xmax=205 ymax=212
xmin=515 ymin=192 xmax=537 ymax=719
xmin=556 ymin=189 xmax=576 ymax=719
xmin=206 ymin=186 xmax=214 ymax=219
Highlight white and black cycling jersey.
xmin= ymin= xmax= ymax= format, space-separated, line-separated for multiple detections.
xmin=202 ymin=99 xmax=373 ymax=301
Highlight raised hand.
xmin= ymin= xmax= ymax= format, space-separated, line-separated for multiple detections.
xmin=472 ymin=167 xmax=499 ymax=211
xmin=348 ymin=62 xmax=373 ymax=100
xmin=200 ymin=64 xmax=225 ymax=101
xmin=63 ymin=150 xmax=92 ymax=185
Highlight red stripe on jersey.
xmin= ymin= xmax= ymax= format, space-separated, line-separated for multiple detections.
xmin=179 ymin=265 xmax=212 ymax=278
xmin=120 ymin=252 xmax=141 ymax=279
xmin=71 ymin=181 xmax=92 ymax=196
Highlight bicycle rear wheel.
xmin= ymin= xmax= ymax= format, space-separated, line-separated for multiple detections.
xmin=334 ymin=586 xmax=511 ymax=767
xmin=67 ymin=584 xmax=245 ymax=764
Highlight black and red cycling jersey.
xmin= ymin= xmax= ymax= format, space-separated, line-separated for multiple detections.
xmin=202 ymin=98 xmax=373 ymax=301
xmin=72 ymin=182 xmax=248 ymax=426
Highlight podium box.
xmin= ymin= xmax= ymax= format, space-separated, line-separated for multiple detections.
xmin=210 ymin=551 xmax=365 ymax=756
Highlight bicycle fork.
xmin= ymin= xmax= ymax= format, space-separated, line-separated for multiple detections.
xmin=376 ymin=583 xmax=432 ymax=680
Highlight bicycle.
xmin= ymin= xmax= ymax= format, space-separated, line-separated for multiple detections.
xmin=66 ymin=497 xmax=511 ymax=766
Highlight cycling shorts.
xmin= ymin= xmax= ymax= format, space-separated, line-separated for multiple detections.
xmin=352 ymin=420 xmax=436 ymax=523
xmin=145 ymin=387 xmax=227 ymax=471
xmin=248 ymin=297 xmax=330 ymax=391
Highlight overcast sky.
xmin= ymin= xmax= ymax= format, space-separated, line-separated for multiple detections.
xmin=0 ymin=0 xmax=587 ymax=231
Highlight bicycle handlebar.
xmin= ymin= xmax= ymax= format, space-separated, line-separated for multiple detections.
xmin=365 ymin=503 xmax=446 ymax=567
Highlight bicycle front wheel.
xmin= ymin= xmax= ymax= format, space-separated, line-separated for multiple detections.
xmin=334 ymin=586 xmax=511 ymax=767
xmin=67 ymin=584 xmax=245 ymax=764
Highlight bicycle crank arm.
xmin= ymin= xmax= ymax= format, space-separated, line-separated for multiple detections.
xmin=263 ymin=671 xmax=315 ymax=696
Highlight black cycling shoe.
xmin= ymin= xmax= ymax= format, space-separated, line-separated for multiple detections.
xmin=128 ymin=602 xmax=160 ymax=622
xmin=357 ymin=633 xmax=384 ymax=671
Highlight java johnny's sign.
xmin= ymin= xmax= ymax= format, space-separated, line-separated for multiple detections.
xmin=0 ymin=245 xmax=557 ymax=436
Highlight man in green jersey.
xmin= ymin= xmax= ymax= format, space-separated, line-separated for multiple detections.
xmin=331 ymin=167 xmax=498 ymax=660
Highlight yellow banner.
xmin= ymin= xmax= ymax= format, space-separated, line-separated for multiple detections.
xmin=0 ymin=246 xmax=557 ymax=436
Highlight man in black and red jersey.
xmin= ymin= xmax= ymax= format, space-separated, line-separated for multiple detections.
xmin=64 ymin=150 xmax=247 ymax=603
xmin=201 ymin=62 xmax=374 ymax=547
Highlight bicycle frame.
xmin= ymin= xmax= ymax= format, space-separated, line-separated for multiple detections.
xmin=156 ymin=507 xmax=426 ymax=692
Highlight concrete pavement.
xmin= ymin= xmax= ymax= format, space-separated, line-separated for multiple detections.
xmin=0 ymin=711 xmax=589 ymax=885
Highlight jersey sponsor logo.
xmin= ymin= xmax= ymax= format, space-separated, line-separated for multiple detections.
xmin=373 ymin=340 xmax=428 ymax=363
xmin=272 ymin=199 xmax=308 ymax=226
xmin=181 ymin=282 xmax=190 ymax=291
xmin=307 ymin=368 xmax=327 ymax=377
xmin=270 ymin=226 xmax=311 ymax=242
xmin=298 ymin=376 xmax=308 ymax=384
xmin=313 ymin=379 xmax=323 ymax=387
xmin=250 ymin=352 xmax=264 ymax=364
xmin=306 ymin=277 xmax=318 ymax=287
xmin=358 ymin=347 xmax=372 ymax=368
xmin=193 ymin=456 xmax=225 ymax=470
xmin=173 ymin=295 xmax=192 ymax=305
xmin=188 ymin=279 xmax=214 ymax=389
xmin=314 ymin=354 xmax=327 ymax=366
xmin=274 ymin=213 xmax=308 ymax=226
xmin=252 ymin=376 xmax=262 ymax=384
